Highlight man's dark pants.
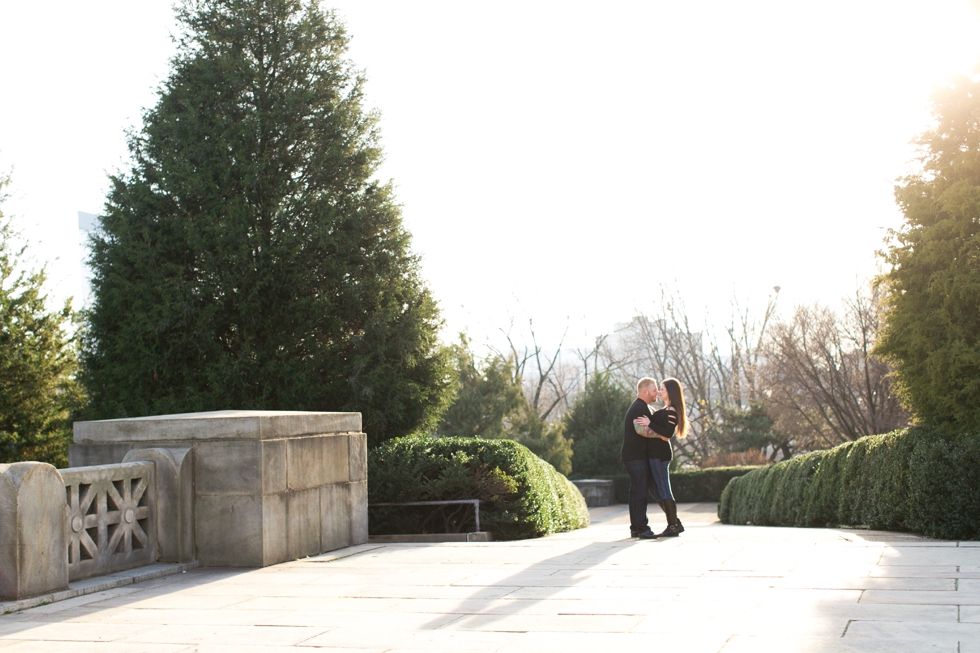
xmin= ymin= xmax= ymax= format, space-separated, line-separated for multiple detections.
xmin=624 ymin=459 xmax=658 ymax=534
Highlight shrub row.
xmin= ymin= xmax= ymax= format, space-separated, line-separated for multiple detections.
xmin=368 ymin=436 xmax=590 ymax=540
xmin=579 ymin=466 xmax=761 ymax=504
xmin=718 ymin=426 xmax=980 ymax=540
xmin=673 ymin=466 xmax=764 ymax=502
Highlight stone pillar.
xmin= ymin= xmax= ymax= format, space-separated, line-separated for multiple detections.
xmin=71 ymin=411 xmax=367 ymax=567
xmin=122 ymin=448 xmax=194 ymax=563
xmin=0 ymin=462 xmax=69 ymax=601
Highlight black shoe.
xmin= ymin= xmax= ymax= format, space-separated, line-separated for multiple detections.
xmin=660 ymin=523 xmax=681 ymax=537
xmin=638 ymin=529 xmax=660 ymax=539
xmin=675 ymin=520 xmax=685 ymax=533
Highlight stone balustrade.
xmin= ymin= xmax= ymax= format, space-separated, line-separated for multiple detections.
xmin=1 ymin=410 xmax=368 ymax=602
xmin=70 ymin=411 xmax=368 ymax=567
xmin=1 ymin=453 xmax=186 ymax=600
xmin=62 ymin=461 xmax=158 ymax=581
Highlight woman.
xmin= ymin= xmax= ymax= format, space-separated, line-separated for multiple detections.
xmin=634 ymin=377 xmax=689 ymax=537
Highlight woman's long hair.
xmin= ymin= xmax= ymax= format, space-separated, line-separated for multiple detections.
xmin=663 ymin=377 xmax=688 ymax=439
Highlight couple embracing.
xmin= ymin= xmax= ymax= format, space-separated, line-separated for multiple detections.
xmin=621 ymin=377 xmax=689 ymax=539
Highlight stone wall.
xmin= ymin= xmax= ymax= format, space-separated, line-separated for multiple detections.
xmin=1 ymin=411 xmax=367 ymax=601
xmin=70 ymin=411 xmax=368 ymax=567
xmin=1 ymin=458 xmax=175 ymax=600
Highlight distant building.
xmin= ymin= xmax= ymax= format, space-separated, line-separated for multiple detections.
xmin=77 ymin=211 xmax=98 ymax=307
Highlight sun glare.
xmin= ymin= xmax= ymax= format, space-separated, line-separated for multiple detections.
xmin=897 ymin=1 xmax=980 ymax=89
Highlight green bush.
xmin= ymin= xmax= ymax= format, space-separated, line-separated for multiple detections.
xmin=673 ymin=466 xmax=764 ymax=502
xmin=581 ymin=466 xmax=761 ymax=504
xmin=718 ymin=426 xmax=980 ymax=540
xmin=368 ymin=436 xmax=589 ymax=540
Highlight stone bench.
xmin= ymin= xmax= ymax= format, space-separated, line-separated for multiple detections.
xmin=571 ymin=479 xmax=615 ymax=507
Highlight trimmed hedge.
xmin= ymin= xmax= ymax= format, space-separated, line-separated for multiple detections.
xmin=673 ymin=466 xmax=764 ymax=502
xmin=580 ymin=466 xmax=761 ymax=504
xmin=368 ymin=436 xmax=590 ymax=540
xmin=718 ymin=426 xmax=980 ymax=540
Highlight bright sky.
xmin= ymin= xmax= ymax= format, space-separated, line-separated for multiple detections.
xmin=2 ymin=1 xmax=979 ymax=353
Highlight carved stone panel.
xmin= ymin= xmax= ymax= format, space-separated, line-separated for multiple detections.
xmin=62 ymin=462 xmax=158 ymax=581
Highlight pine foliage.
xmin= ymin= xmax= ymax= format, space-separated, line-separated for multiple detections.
xmin=562 ymin=372 xmax=631 ymax=478
xmin=82 ymin=0 xmax=452 ymax=444
xmin=877 ymin=72 xmax=980 ymax=429
xmin=437 ymin=336 xmax=524 ymax=440
xmin=436 ymin=337 xmax=573 ymax=474
xmin=0 ymin=172 xmax=83 ymax=466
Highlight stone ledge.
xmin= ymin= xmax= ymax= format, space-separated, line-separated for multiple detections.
xmin=74 ymin=410 xmax=361 ymax=443
xmin=571 ymin=479 xmax=614 ymax=507
xmin=0 ymin=561 xmax=199 ymax=616
xmin=369 ymin=532 xmax=494 ymax=543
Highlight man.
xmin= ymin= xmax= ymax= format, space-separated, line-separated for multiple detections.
xmin=622 ymin=377 xmax=661 ymax=539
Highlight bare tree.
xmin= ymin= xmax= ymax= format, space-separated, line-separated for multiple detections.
xmin=607 ymin=291 xmax=722 ymax=464
xmin=726 ymin=287 xmax=780 ymax=406
xmin=467 ymin=284 xmax=904 ymax=470
xmin=760 ymin=284 xmax=909 ymax=449
xmin=575 ymin=333 xmax=632 ymax=388
xmin=602 ymin=287 xmax=779 ymax=465
xmin=496 ymin=319 xmax=580 ymax=422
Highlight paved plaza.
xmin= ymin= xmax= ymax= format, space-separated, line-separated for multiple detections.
xmin=0 ymin=502 xmax=976 ymax=652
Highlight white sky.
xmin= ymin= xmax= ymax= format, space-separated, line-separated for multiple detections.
xmin=2 ymin=1 xmax=979 ymax=353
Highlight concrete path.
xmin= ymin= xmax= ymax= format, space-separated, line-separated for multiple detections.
xmin=0 ymin=502 xmax=975 ymax=652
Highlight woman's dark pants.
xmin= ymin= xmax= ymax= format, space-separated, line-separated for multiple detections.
xmin=647 ymin=458 xmax=673 ymax=502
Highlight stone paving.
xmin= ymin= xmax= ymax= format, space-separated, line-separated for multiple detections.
xmin=0 ymin=502 xmax=975 ymax=652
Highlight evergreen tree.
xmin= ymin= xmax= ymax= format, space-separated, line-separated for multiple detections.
xmin=0 ymin=171 xmax=83 ymax=466
xmin=437 ymin=335 xmax=523 ymax=439
xmin=509 ymin=409 xmax=573 ymax=476
xmin=708 ymin=402 xmax=785 ymax=460
xmin=436 ymin=336 xmax=573 ymax=474
xmin=82 ymin=0 xmax=452 ymax=445
xmin=877 ymin=71 xmax=980 ymax=430
xmin=562 ymin=372 xmax=631 ymax=477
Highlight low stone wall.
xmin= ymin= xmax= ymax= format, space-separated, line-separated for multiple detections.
xmin=2 ymin=410 xmax=369 ymax=602
xmin=1 ymin=456 xmax=183 ymax=601
xmin=70 ymin=410 xmax=368 ymax=567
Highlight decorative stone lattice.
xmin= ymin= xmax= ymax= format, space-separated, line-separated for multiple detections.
xmin=62 ymin=461 xmax=158 ymax=581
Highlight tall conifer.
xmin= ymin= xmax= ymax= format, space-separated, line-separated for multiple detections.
xmin=877 ymin=71 xmax=980 ymax=429
xmin=0 ymin=171 xmax=83 ymax=465
xmin=82 ymin=0 xmax=452 ymax=443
